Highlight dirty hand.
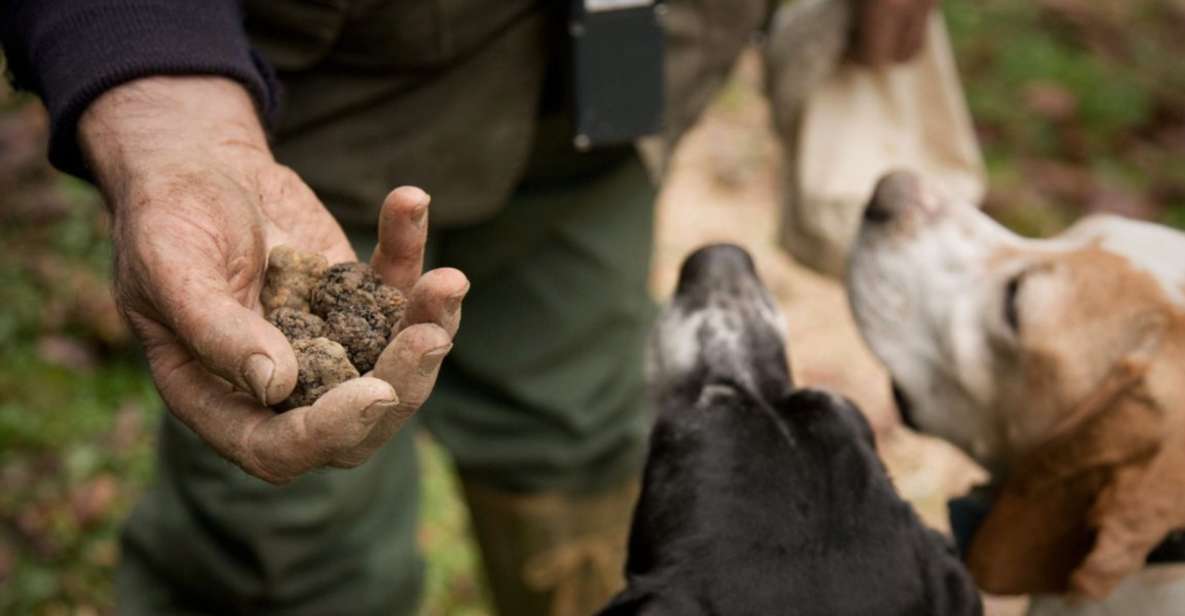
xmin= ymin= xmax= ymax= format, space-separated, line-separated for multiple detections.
xmin=852 ymin=0 xmax=938 ymax=66
xmin=79 ymin=76 xmax=468 ymax=484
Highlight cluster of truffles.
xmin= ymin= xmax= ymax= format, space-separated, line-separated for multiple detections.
xmin=261 ymin=246 xmax=406 ymax=409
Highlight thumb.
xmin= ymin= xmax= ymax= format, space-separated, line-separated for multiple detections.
xmin=139 ymin=249 xmax=297 ymax=405
xmin=176 ymin=294 xmax=297 ymax=405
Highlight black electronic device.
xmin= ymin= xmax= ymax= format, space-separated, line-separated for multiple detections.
xmin=568 ymin=0 xmax=664 ymax=149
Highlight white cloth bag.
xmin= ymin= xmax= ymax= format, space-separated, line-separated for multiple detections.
xmin=777 ymin=11 xmax=986 ymax=277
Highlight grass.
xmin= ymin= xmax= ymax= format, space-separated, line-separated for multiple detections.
xmin=0 ymin=350 xmax=156 ymax=615
xmin=945 ymin=0 xmax=1185 ymax=234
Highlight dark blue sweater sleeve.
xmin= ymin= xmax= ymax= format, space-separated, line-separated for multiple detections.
xmin=1 ymin=0 xmax=280 ymax=179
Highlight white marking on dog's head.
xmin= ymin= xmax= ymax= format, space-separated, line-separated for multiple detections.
xmin=649 ymin=244 xmax=790 ymax=407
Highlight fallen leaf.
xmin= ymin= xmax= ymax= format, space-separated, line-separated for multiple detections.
xmin=1024 ymin=159 xmax=1095 ymax=203
xmin=36 ymin=335 xmax=98 ymax=372
xmin=106 ymin=402 xmax=145 ymax=451
xmin=70 ymin=473 xmax=119 ymax=529
xmin=1023 ymin=82 xmax=1078 ymax=122
xmin=1086 ymin=185 xmax=1158 ymax=220
xmin=0 ymin=539 xmax=12 ymax=583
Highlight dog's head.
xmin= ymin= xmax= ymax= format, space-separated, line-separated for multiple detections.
xmin=647 ymin=243 xmax=791 ymax=408
xmin=604 ymin=244 xmax=981 ymax=616
xmin=847 ymin=171 xmax=1185 ymax=596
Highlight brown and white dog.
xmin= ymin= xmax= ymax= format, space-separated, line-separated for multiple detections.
xmin=846 ymin=171 xmax=1185 ymax=615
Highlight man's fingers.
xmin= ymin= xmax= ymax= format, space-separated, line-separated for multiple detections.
xmin=143 ymin=333 xmax=287 ymax=481
xmin=249 ymin=377 xmax=398 ymax=480
xmin=398 ymin=267 xmax=469 ymax=337
xmin=149 ymin=333 xmax=397 ymax=483
xmin=373 ymin=323 xmax=453 ymax=408
xmin=370 ymin=186 xmax=467 ymax=336
xmin=130 ymin=223 xmax=297 ymax=406
xmin=167 ymin=291 xmax=298 ymax=406
xmin=371 ymin=186 xmax=430 ymax=294
xmin=331 ymin=267 xmax=463 ymax=468
xmin=333 ymin=323 xmax=452 ymax=467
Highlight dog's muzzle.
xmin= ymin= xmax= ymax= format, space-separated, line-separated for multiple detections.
xmin=649 ymin=244 xmax=789 ymax=404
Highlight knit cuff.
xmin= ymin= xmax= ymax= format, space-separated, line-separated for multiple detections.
xmin=2 ymin=0 xmax=279 ymax=179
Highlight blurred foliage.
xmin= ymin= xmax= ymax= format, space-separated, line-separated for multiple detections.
xmin=945 ymin=0 xmax=1185 ymax=235
xmin=0 ymin=175 xmax=159 ymax=614
xmin=1 ymin=0 xmax=1184 ymax=613
xmin=419 ymin=443 xmax=489 ymax=616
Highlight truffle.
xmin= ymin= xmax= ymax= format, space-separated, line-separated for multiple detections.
xmin=323 ymin=309 xmax=389 ymax=374
xmin=309 ymin=261 xmax=401 ymax=374
xmin=261 ymin=245 xmax=328 ymax=313
xmin=282 ymin=337 xmax=359 ymax=409
xmin=374 ymin=284 xmax=408 ymax=327
xmin=261 ymin=245 xmax=406 ymax=410
xmin=310 ymin=262 xmax=383 ymax=318
xmin=268 ymin=307 xmax=325 ymax=340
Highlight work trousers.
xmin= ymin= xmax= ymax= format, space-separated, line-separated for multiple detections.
xmin=117 ymin=153 xmax=656 ymax=615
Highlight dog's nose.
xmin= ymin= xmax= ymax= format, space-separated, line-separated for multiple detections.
xmin=864 ymin=170 xmax=925 ymax=224
xmin=676 ymin=244 xmax=757 ymax=295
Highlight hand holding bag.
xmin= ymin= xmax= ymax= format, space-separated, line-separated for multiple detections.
xmin=765 ymin=0 xmax=985 ymax=277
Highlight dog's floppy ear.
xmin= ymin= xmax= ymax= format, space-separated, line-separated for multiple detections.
xmin=1070 ymin=321 xmax=1185 ymax=598
xmin=966 ymin=317 xmax=1170 ymax=595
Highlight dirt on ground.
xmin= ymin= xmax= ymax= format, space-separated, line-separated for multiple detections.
xmin=652 ymin=51 xmax=1027 ymax=616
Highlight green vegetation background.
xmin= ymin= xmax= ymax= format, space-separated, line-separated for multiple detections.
xmin=1 ymin=1 xmax=1183 ymax=613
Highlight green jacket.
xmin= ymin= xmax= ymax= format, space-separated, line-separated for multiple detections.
xmin=242 ymin=0 xmax=775 ymax=227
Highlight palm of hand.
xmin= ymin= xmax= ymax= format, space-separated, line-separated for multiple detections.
xmin=115 ymin=157 xmax=465 ymax=483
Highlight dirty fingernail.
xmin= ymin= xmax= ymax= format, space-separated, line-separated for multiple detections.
xmin=418 ymin=344 xmax=452 ymax=375
xmin=411 ymin=203 xmax=427 ymax=227
xmin=363 ymin=398 xmax=399 ymax=423
xmin=445 ymin=284 xmax=469 ymax=314
xmin=243 ymin=354 xmax=275 ymax=405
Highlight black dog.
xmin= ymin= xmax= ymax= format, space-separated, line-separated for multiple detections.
xmin=598 ymin=244 xmax=982 ymax=616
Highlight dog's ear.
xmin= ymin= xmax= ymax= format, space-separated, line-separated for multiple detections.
xmin=966 ymin=317 xmax=1170 ymax=595
xmin=1069 ymin=321 xmax=1185 ymax=598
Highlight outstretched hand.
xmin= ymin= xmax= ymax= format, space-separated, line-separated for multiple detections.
xmin=80 ymin=76 xmax=467 ymax=483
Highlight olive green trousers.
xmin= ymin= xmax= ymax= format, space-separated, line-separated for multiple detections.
xmin=116 ymin=156 xmax=655 ymax=615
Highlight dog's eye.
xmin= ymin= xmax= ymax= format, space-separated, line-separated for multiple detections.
xmin=1003 ymin=272 xmax=1024 ymax=333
